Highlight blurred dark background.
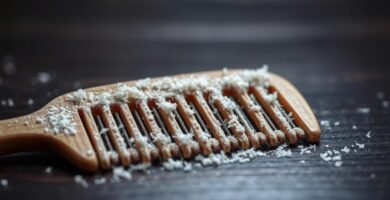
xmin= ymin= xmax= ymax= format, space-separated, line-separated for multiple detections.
xmin=0 ymin=0 xmax=390 ymax=199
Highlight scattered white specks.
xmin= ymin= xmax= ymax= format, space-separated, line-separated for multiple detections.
xmin=332 ymin=155 xmax=342 ymax=161
xmin=320 ymin=150 xmax=343 ymax=166
xmin=357 ymin=107 xmax=370 ymax=114
xmin=183 ymin=162 xmax=193 ymax=172
xmin=162 ymin=159 xmax=185 ymax=171
xmin=45 ymin=166 xmax=53 ymax=174
xmin=112 ymin=167 xmax=132 ymax=182
xmin=334 ymin=161 xmax=343 ymax=167
xmin=95 ymin=92 xmax=111 ymax=105
xmin=67 ymin=89 xmax=87 ymax=104
xmin=27 ymin=98 xmax=34 ymax=106
xmin=383 ymin=101 xmax=389 ymax=108
xmin=366 ymin=131 xmax=371 ymax=139
xmin=86 ymin=149 xmax=94 ymax=157
xmin=156 ymin=100 xmax=177 ymax=115
xmin=320 ymin=152 xmax=332 ymax=162
xmin=265 ymin=92 xmax=278 ymax=105
xmin=135 ymin=78 xmax=151 ymax=89
xmin=299 ymin=144 xmax=317 ymax=155
xmin=37 ymin=72 xmax=52 ymax=84
xmin=35 ymin=117 xmax=44 ymax=124
xmin=0 ymin=179 xmax=8 ymax=187
xmin=74 ymin=175 xmax=88 ymax=188
xmin=7 ymin=98 xmax=14 ymax=107
xmin=114 ymin=83 xmax=146 ymax=102
xmin=47 ymin=106 xmax=77 ymax=135
xmin=274 ymin=145 xmax=292 ymax=158
xmin=320 ymin=120 xmax=330 ymax=126
xmin=94 ymin=177 xmax=107 ymax=185
xmin=341 ymin=146 xmax=351 ymax=153
xmin=356 ymin=143 xmax=365 ymax=149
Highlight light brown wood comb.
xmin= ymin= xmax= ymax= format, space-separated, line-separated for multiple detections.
xmin=0 ymin=69 xmax=320 ymax=172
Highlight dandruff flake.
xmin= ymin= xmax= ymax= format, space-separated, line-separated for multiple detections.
xmin=47 ymin=106 xmax=77 ymax=135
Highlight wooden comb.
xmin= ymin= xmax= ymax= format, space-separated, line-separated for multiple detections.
xmin=0 ymin=69 xmax=320 ymax=172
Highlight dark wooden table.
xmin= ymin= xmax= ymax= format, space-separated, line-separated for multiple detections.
xmin=1 ymin=0 xmax=389 ymax=199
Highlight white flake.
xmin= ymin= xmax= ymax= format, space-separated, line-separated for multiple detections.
xmin=334 ymin=161 xmax=343 ymax=167
xmin=265 ymin=92 xmax=278 ymax=105
xmin=366 ymin=131 xmax=371 ymax=138
xmin=27 ymin=98 xmax=34 ymax=106
xmin=341 ymin=146 xmax=351 ymax=153
xmin=7 ymin=98 xmax=14 ymax=107
xmin=135 ymin=78 xmax=151 ymax=89
xmin=35 ymin=117 xmax=44 ymax=124
xmin=94 ymin=177 xmax=107 ymax=185
xmin=356 ymin=143 xmax=365 ymax=149
xmin=383 ymin=101 xmax=389 ymax=108
xmin=156 ymin=101 xmax=177 ymax=115
xmin=114 ymin=83 xmax=146 ymax=102
xmin=37 ymin=72 xmax=52 ymax=84
xmin=45 ymin=166 xmax=53 ymax=174
xmin=95 ymin=92 xmax=111 ymax=105
xmin=320 ymin=120 xmax=330 ymax=126
xmin=273 ymin=145 xmax=292 ymax=157
xmin=162 ymin=159 xmax=184 ymax=170
xmin=357 ymin=107 xmax=370 ymax=114
xmin=320 ymin=152 xmax=332 ymax=162
xmin=47 ymin=106 xmax=77 ymax=135
xmin=67 ymin=89 xmax=87 ymax=104
xmin=74 ymin=175 xmax=88 ymax=188
xmin=0 ymin=179 xmax=8 ymax=187
xmin=112 ymin=167 xmax=132 ymax=182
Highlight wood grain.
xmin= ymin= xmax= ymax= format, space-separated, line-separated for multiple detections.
xmin=0 ymin=0 xmax=389 ymax=199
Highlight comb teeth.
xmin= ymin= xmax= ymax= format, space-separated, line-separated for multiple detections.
xmin=78 ymin=85 xmax=303 ymax=169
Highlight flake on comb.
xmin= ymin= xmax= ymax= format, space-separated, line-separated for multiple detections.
xmin=47 ymin=106 xmax=77 ymax=135
xmin=66 ymin=89 xmax=87 ymax=104
xmin=221 ymin=72 xmax=248 ymax=91
xmin=220 ymin=96 xmax=237 ymax=112
xmin=265 ymin=92 xmax=278 ymax=105
xmin=156 ymin=100 xmax=177 ymax=115
xmin=175 ymin=133 xmax=194 ymax=145
xmin=238 ymin=65 xmax=270 ymax=87
xmin=227 ymin=115 xmax=245 ymax=133
xmin=135 ymin=78 xmax=151 ymax=89
xmin=114 ymin=83 xmax=146 ymax=102
xmin=95 ymin=92 xmax=112 ymax=105
xmin=151 ymin=132 xmax=170 ymax=145
xmin=221 ymin=65 xmax=269 ymax=91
